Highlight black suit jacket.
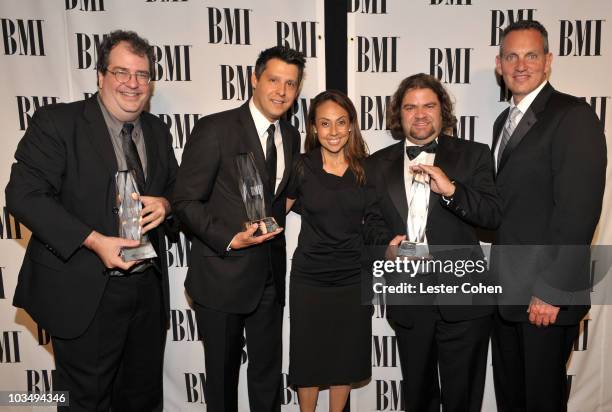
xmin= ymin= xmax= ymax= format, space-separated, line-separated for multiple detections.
xmin=6 ymin=95 xmax=178 ymax=339
xmin=491 ymin=83 xmax=606 ymax=325
xmin=365 ymin=134 xmax=501 ymax=325
xmin=172 ymin=102 xmax=300 ymax=313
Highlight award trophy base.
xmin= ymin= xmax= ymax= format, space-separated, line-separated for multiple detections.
xmin=397 ymin=240 xmax=431 ymax=259
xmin=244 ymin=217 xmax=280 ymax=236
xmin=121 ymin=241 xmax=158 ymax=261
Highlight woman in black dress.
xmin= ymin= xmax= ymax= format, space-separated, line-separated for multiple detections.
xmin=286 ymin=90 xmax=385 ymax=412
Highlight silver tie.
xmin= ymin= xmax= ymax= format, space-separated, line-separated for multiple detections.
xmin=497 ymin=106 xmax=521 ymax=168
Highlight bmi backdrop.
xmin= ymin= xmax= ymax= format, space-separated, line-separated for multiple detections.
xmin=0 ymin=1 xmax=610 ymax=411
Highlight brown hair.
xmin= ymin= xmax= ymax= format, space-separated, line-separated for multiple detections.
xmin=304 ymin=90 xmax=368 ymax=185
xmin=387 ymin=73 xmax=457 ymax=140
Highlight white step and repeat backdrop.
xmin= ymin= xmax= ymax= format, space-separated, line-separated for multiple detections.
xmin=0 ymin=1 xmax=610 ymax=411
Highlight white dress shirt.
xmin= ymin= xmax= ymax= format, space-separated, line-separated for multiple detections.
xmin=249 ymin=99 xmax=284 ymax=193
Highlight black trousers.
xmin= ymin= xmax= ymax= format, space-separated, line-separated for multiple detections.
xmin=492 ymin=311 xmax=579 ymax=412
xmin=52 ymin=269 xmax=165 ymax=412
xmin=392 ymin=309 xmax=491 ymax=412
xmin=194 ymin=281 xmax=283 ymax=412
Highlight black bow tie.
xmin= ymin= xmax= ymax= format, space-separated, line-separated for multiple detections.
xmin=406 ymin=140 xmax=437 ymax=160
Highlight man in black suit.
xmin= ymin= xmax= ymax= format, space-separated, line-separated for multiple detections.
xmin=491 ymin=20 xmax=606 ymax=412
xmin=365 ymin=73 xmax=500 ymax=412
xmin=6 ymin=30 xmax=178 ymax=411
xmin=172 ymin=46 xmax=305 ymax=412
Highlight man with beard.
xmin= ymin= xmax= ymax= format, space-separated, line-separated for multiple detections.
xmin=365 ymin=73 xmax=500 ymax=411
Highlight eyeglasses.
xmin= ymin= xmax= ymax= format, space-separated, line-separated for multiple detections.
xmin=107 ymin=69 xmax=151 ymax=85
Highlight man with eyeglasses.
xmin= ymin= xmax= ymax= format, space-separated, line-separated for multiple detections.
xmin=6 ymin=30 xmax=178 ymax=411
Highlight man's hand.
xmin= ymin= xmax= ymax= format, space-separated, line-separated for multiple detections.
xmin=527 ymin=296 xmax=560 ymax=327
xmin=410 ymin=164 xmax=455 ymax=197
xmin=229 ymin=224 xmax=283 ymax=250
xmin=385 ymin=235 xmax=406 ymax=260
xmin=140 ymin=195 xmax=171 ymax=234
xmin=83 ymin=230 xmax=141 ymax=271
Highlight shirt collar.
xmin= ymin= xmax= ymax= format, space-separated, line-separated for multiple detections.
xmin=511 ymin=80 xmax=548 ymax=113
xmin=404 ymin=136 xmax=439 ymax=149
xmin=249 ymin=98 xmax=279 ymax=137
xmin=97 ymin=94 xmax=141 ymax=136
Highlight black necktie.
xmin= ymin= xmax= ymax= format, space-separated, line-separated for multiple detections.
xmin=265 ymin=123 xmax=277 ymax=193
xmin=121 ymin=123 xmax=145 ymax=191
xmin=406 ymin=139 xmax=437 ymax=160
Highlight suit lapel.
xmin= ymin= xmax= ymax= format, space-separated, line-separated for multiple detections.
xmin=237 ymin=103 xmax=271 ymax=188
xmin=140 ymin=116 xmax=158 ymax=193
xmin=274 ymin=120 xmax=294 ymax=200
xmin=498 ymin=83 xmax=554 ymax=173
xmin=385 ymin=143 xmax=408 ymax=221
xmin=83 ymin=95 xmax=118 ymax=175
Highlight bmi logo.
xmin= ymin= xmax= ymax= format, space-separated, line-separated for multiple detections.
xmin=581 ymin=96 xmax=608 ymax=130
xmin=185 ymin=372 xmax=206 ymax=403
xmin=573 ymin=317 xmax=590 ymax=352
xmin=0 ymin=206 xmax=24 ymax=239
xmin=284 ymin=97 xmax=311 ymax=134
xmin=281 ymin=373 xmax=299 ymax=405
xmin=220 ymin=65 xmax=253 ymax=100
xmin=208 ymin=8 xmax=251 ymax=45
xmin=277 ymin=21 xmax=318 ymax=57
xmin=373 ymin=303 xmax=386 ymax=319
xmin=454 ymin=115 xmax=477 ymax=141
xmin=0 ymin=331 xmax=21 ymax=363
xmin=430 ymin=48 xmax=472 ymax=84
xmin=376 ymin=379 xmax=405 ymax=411
xmin=430 ymin=0 xmax=471 ymax=4
xmin=16 ymin=96 xmax=60 ymax=131
xmin=75 ymin=33 xmax=108 ymax=69
xmin=65 ymin=0 xmax=105 ymax=11
xmin=356 ymin=36 xmax=398 ymax=72
xmin=348 ymin=0 xmax=387 ymax=13
xmin=151 ymin=45 xmax=192 ymax=81
xmin=490 ymin=9 xmax=536 ymax=46
xmin=361 ymin=95 xmax=390 ymax=131
xmin=372 ymin=335 xmax=399 ymax=367
xmin=27 ymin=370 xmax=53 ymax=392
xmin=157 ymin=113 xmax=202 ymax=150
xmin=1 ymin=19 xmax=45 ymax=56
xmin=498 ymin=77 xmax=512 ymax=102
xmin=170 ymin=309 xmax=201 ymax=341
xmin=37 ymin=325 xmax=51 ymax=346
xmin=0 ymin=267 xmax=5 ymax=299
xmin=559 ymin=20 xmax=603 ymax=56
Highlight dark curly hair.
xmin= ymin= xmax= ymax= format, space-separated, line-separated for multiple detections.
xmin=387 ymin=73 xmax=457 ymax=140
xmin=96 ymin=30 xmax=154 ymax=77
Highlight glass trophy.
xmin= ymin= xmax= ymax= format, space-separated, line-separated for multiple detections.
xmin=235 ymin=153 xmax=280 ymax=236
xmin=398 ymin=171 xmax=431 ymax=258
xmin=115 ymin=170 xmax=158 ymax=261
